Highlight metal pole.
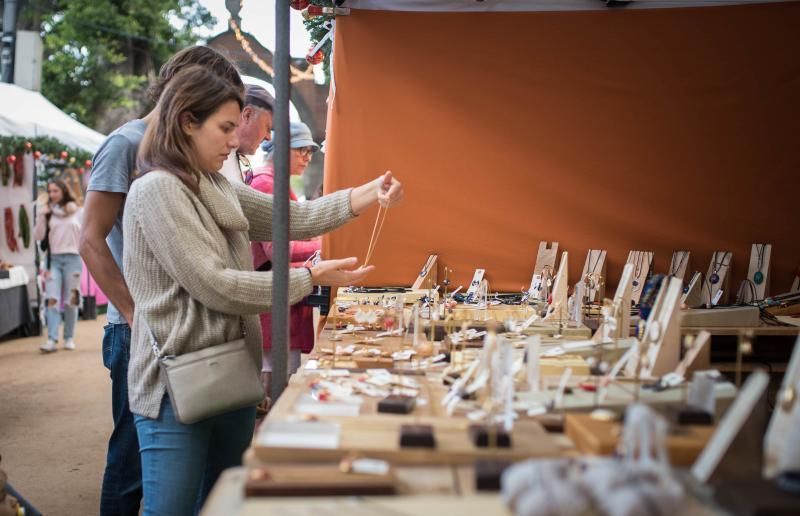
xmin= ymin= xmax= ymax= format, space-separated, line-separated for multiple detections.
xmin=1 ymin=0 xmax=18 ymax=83
xmin=270 ymin=0 xmax=291 ymax=401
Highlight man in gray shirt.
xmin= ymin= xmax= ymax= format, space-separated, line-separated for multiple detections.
xmin=80 ymin=46 xmax=243 ymax=516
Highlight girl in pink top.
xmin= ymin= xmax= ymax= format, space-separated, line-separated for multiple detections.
xmin=34 ymin=179 xmax=82 ymax=352
xmin=250 ymin=122 xmax=321 ymax=389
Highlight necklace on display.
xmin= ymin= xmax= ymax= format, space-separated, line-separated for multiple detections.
xmin=669 ymin=251 xmax=688 ymax=277
xmin=632 ymin=251 xmax=645 ymax=291
xmin=709 ymin=251 xmax=730 ymax=285
xmin=584 ymin=251 xmax=602 ymax=291
xmin=419 ymin=255 xmax=435 ymax=279
xmin=753 ymin=244 xmax=766 ymax=285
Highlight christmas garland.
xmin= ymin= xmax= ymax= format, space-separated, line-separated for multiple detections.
xmin=299 ymin=1 xmax=337 ymax=78
xmin=0 ymin=136 xmax=93 ymax=189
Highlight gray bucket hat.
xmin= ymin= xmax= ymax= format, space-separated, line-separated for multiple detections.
xmin=290 ymin=122 xmax=319 ymax=152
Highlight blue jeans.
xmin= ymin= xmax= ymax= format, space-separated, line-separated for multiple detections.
xmin=134 ymin=397 xmax=255 ymax=516
xmin=44 ymin=253 xmax=82 ymax=341
xmin=100 ymin=323 xmax=142 ymax=516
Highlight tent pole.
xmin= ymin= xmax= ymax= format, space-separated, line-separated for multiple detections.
xmin=1 ymin=0 xmax=18 ymax=83
xmin=270 ymin=0 xmax=291 ymax=402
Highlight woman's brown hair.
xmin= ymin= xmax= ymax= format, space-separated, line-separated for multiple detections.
xmin=48 ymin=179 xmax=77 ymax=207
xmin=148 ymin=46 xmax=244 ymax=103
xmin=137 ymin=65 xmax=244 ymax=193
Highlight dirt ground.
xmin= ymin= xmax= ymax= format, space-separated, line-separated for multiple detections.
xmin=1 ymin=316 xmax=111 ymax=515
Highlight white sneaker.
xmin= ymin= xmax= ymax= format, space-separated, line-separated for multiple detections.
xmin=64 ymin=339 xmax=76 ymax=351
xmin=40 ymin=339 xmax=57 ymax=353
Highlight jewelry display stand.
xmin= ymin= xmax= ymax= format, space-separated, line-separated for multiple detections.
xmin=528 ymin=242 xmax=559 ymax=300
xmin=411 ymin=254 xmax=438 ymax=290
xmin=544 ymin=251 xmax=568 ymax=322
xmin=643 ymin=276 xmax=683 ymax=378
xmin=465 ymin=269 xmax=486 ymax=301
xmin=764 ymin=335 xmax=800 ymax=478
xmin=745 ymin=244 xmax=772 ymax=301
xmin=691 ymin=370 xmax=768 ymax=484
xmin=792 ymin=269 xmax=800 ymax=292
xmin=592 ymin=263 xmax=634 ymax=343
xmin=705 ymin=251 xmax=732 ymax=306
xmin=668 ymin=250 xmax=691 ymax=282
xmin=681 ymin=271 xmax=704 ymax=308
xmin=626 ymin=250 xmax=654 ymax=305
xmin=580 ymin=250 xmax=607 ymax=303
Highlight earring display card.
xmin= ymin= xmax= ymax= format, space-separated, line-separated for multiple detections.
xmin=581 ymin=249 xmax=607 ymax=302
xmin=626 ymin=250 xmax=654 ymax=305
xmin=533 ymin=241 xmax=559 ymax=275
xmin=745 ymin=244 xmax=771 ymax=301
xmin=411 ymin=254 xmax=438 ymax=290
xmin=705 ymin=251 xmax=732 ymax=306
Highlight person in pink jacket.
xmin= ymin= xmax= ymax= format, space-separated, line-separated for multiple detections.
xmin=250 ymin=122 xmax=321 ymax=390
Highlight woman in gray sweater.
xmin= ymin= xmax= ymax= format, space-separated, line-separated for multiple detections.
xmin=123 ymin=65 xmax=402 ymax=515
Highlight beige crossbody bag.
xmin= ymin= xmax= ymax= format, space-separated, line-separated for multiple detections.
xmin=146 ymin=319 xmax=264 ymax=424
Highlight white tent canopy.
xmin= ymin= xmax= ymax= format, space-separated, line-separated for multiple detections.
xmin=0 ymin=83 xmax=105 ymax=153
xmin=346 ymin=0 xmax=790 ymax=11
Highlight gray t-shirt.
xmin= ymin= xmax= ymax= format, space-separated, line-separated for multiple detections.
xmin=87 ymin=119 xmax=147 ymax=325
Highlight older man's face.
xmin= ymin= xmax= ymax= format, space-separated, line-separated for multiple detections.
xmin=236 ymin=106 xmax=273 ymax=155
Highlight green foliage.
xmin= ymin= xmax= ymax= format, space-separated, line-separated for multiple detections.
xmin=302 ymin=1 xmax=336 ymax=81
xmin=33 ymin=0 xmax=215 ymax=129
xmin=0 ymin=135 xmax=94 ymax=188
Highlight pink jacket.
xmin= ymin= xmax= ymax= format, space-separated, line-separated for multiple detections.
xmin=34 ymin=202 xmax=81 ymax=255
xmin=250 ymin=166 xmax=321 ymax=353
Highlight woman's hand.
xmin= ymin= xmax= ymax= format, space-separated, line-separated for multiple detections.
xmin=349 ymin=171 xmax=404 ymax=214
xmin=309 ymin=257 xmax=374 ymax=286
xmin=39 ymin=203 xmax=50 ymax=215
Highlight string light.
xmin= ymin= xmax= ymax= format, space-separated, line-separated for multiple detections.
xmin=228 ymin=17 xmax=315 ymax=83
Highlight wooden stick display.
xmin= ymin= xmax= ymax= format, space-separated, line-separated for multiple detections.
xmin=626 ymin=250 xmax=654 ymax=305
xmin=544 ymin=251 xmax=568 ymax=322
xmin=792 ymin=268 xmax=800 ymax=292
xmin=681 ymin=271 xmax=704 ymax=308
xmin=580 ymin=249 xmax=607 ymax=303
xmin=764 ymin=335 xmax=800 ymax=478
xmin=704 ymin=251 xmax=733 ymax=306
xmin=627 ymin=276 xmax=683 ymax=378
xmin=691 ymin=370 xmax=769 ymax=484
xmin=412 ymin=254 xmax=438 ymax=290
xmin=528 ymin=242 xmax=558 ymax=300
xmin=668 ymin=250 xmax=691 ymax=282
xmin=744 ymin=243 xmax=772 ymax=301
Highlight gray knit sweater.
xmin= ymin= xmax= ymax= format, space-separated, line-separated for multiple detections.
xmin=123 ymin=171 xmax=355 ymax=418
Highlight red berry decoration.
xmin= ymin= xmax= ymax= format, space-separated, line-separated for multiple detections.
xmin=33 ymin=151 xmax=42 ymax=160
xmin=60 ymin=150 xmax=68 ymax=159
xmin=85 ymin=159 xmax=92 ymax=167
xmin=306 ymin=48 xmax=324 ymax=65
xmin=6 ymin=155 xmax=16 ymax=164
xmin=78 ymin=167 xmax=85 ymax=174
xmin=290 ymin=0 xmax=310 ymax=10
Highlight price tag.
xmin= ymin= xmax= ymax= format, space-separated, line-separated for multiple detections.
xmin=712 ymin=289 xmax=723 ymax=306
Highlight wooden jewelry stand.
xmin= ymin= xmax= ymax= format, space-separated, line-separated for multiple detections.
xmin=592 ymin=263 xmax=634 ymax=344
xmin=411 ymin=254 xmax=438 ymax=290
xmin=681 ymin=271 xmax=705 ymax=308
xmin=544 ymin=251 xmax=568 ymax=322
xmin=528 ymin=242 xmax=558 ymax=299
xmin=668 ymin=250 xmax=691 ymax=282
xmin=764 ymin=335 xmax=800 ymax=478
xmin=705 ymin=251 xmax=732 ymax=306
xmin=745 ymin=243 xmax=772 ymax=301
xmin=691 ymin=370 xmax=769 ymax=484
xmin=792 ymin=268 xmax=800 ymax=292
xmin=581 ymin=249 xmax=607 ymax=303
xmin=637 ymin=276 xmax=683 ymax=378
xmin=626 ymin=250 xmax=654 ymax=305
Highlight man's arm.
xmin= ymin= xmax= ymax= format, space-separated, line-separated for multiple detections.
xmin=79 ymin=191 xmax=134 ymax=324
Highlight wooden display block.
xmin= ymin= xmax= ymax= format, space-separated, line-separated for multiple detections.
xmin=744 ymin=243 xmax=771 ymax=301
xmin=244 ymin=464 xmax=397 ymax=497
xmin=529 ymin=242 xmax=558 ymax=300
xmin=412 ymin=254 xmax=438 ymax=290
xmin=565 ymin=413 xmax=714 ymax=466
xmin=626 ymin=250 xmax=654 ymax=305
xmin=668 ymin=250 xmax=691 ymax=282
xmin=581 ymin=249 xmax=607 ymax=303
xmin=680 ymin=306 xmax=760 ymax=328
xmin=705 ymin=251 xmax=733 ymax=306
xmin=540 ymin=354 xmax=590 ymax=376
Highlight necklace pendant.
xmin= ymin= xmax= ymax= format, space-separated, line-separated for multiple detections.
xmin=753 ymin=271 xmax=764 ymax=285
xmin=709 ymin=273 xmax=720 ymax=285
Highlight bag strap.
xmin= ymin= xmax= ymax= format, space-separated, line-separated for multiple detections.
xmin=145 ymin=316 xmax=246 ymax=359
